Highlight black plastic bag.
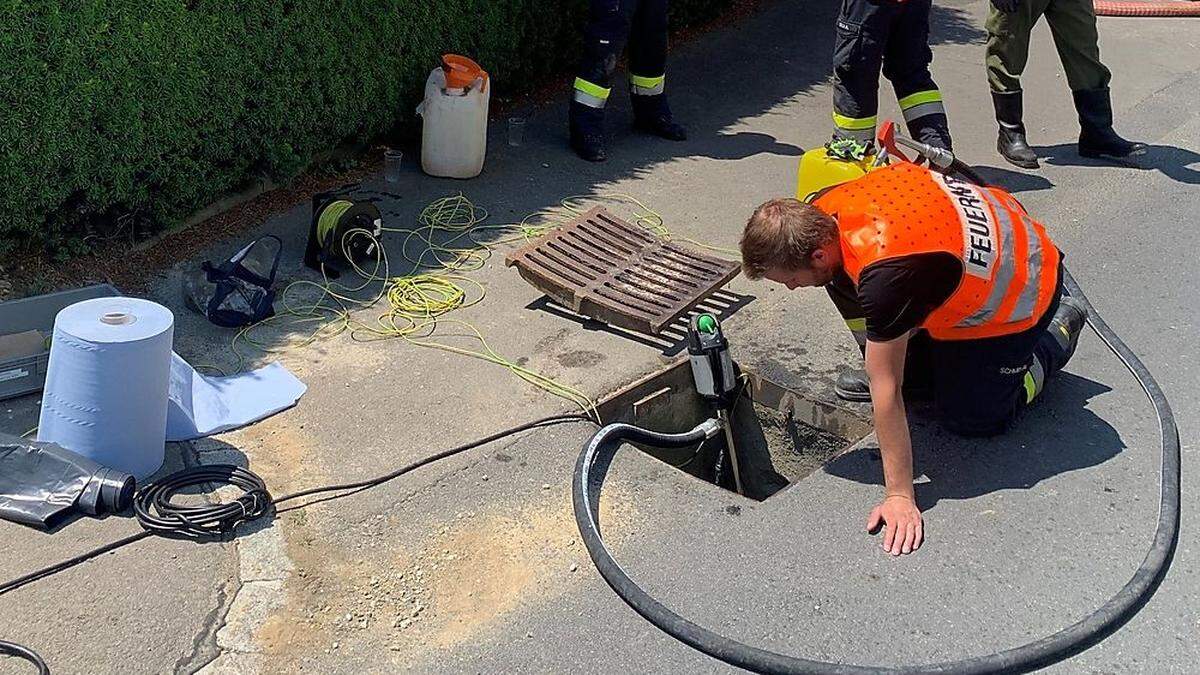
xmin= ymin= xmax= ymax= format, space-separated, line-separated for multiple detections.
xmin=184 ymin=235 xmax=282 ymax=328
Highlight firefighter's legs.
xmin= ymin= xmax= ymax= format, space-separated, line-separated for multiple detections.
xmin=883 ymin=0 xmax=951 ymax=150
xmin=931 ymin=324 xmax=1048 ymax=438
xmin=628 ymin=0 xmax=686 ymax=140
xmin=932 ymin=273 xmax=1084 ymax=438
xmin=572 ymin=0 xmax=639 ymax=161
xmin=1044 ymin=0 xmax=1110 ymax=92
xmin=831 ymin=0 xmax=895 ymax=143
xmin=985 ymin=0 xmax=1051 ymax=95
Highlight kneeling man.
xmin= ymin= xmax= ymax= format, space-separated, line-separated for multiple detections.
xmin=740 ymin=162 xmax=1085 ymax=556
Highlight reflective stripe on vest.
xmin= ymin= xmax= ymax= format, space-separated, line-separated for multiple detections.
xmin=931 ymin=174 xmax=1047 ymax=329
xmin=815 ymin=163 xmax=1060 ymax=341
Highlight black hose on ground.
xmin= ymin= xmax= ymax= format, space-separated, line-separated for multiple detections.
xmin=0 ymin=639 xmax=49 ymax=675
xmin=572 ymin=269 xmax=1180 ymax=672
xmin=0 ymin=412 xmax=594 ymax=673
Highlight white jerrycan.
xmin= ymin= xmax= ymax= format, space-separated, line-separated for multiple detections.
xmin=417 ymin=55 xmax=490 ymax=179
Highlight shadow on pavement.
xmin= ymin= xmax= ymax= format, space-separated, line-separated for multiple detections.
xmin=822 ymin=372 xmax=1123 ymax=511
xmin=970 ymin=164 xmax=1056 ymax=193
xmin=1035 ymin=142 xmax=1200 ymax=185
xmin=525 ymin=288 xmax=757 ymax=356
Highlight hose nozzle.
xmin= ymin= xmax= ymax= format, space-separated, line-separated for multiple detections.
xmin=893 ymin=134 xmax=956 ymax=170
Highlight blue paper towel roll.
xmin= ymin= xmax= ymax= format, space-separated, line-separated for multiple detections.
xmin=37 ymin=297 xmax=174 ymax=479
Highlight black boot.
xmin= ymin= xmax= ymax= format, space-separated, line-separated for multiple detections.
xmin=835 ymin=369 xmax=873 ymax=402
xmin=1046 ymin=295 xmax=1087 ymax=370
xmin=992 ymin=90 xmax=1039 ymax=169
xmin=834 ymin=369 xmax=933 ymax=403
xmin=907 ymin=116 xmax=953 ymax=152
xmin=631 ymin=94 xmax=687 ymax=141
xmin=1073 ymin=87 xmax=1147 ymax=163
xmin=569 ymin=101 xmax=607 ymax=162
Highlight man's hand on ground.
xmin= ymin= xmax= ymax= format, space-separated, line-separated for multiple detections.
xmin=866 ymin=495 xmax=924 ymax=555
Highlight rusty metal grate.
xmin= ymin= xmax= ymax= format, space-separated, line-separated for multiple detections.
xmin=505 ymin=207 xmax=741 ymax=335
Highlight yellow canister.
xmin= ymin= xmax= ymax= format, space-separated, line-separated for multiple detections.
xmin=795 ymin=147 xmax=874 ymax=203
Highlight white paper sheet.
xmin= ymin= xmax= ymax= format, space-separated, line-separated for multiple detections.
xmin=166 ymin=354 xmax=307 ymax=441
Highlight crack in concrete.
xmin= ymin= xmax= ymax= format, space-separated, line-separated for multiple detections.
xmin=175 ymin=572 xmax=239 ymax=674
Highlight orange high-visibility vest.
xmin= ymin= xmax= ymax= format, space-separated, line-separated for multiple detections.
xmin=814 ymin=163 xmax=1061 ymax=341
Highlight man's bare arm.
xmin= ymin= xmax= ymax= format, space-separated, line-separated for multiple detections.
xmin=864 ymin=334 xmax=924 ymax=555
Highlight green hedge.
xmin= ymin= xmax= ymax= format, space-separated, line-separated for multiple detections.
xmin=0 ymin=0 xmax=733 ymax=258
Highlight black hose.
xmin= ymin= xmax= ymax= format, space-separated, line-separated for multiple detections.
xmin=0 ymin=412 xmax=593 ymax=673
xmin=947 ymin=159 xmax=989 ymax=187
xmin=134 ymin=465 xmax=272 ymax=539
xmin=572 ymin=272 xmax=1180 ymax=673
xmin=0 ymin=639 xmax=49 ymax=675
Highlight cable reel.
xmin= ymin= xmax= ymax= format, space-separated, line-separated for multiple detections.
xmin=304 ymin=184 xmax=383 ymax=278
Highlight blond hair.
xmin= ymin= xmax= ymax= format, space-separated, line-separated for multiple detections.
xmin=739 ymin=198 xmax=837 ymax=279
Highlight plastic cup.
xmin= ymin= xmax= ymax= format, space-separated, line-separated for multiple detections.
xmin=507 ymin=117 xmax=526 ymax=147
xmin=384 ymin=149 xmax=403 ymax=183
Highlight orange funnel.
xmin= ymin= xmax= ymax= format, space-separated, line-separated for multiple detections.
xmin=441 ymin=54 xmax=488 ymax=90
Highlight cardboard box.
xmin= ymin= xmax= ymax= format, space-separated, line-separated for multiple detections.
xmin=0 ymin=284 xmax=120 ymax=400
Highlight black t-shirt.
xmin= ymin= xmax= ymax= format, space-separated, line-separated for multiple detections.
xmin=827 ymin=252 xmax=961 ymax=342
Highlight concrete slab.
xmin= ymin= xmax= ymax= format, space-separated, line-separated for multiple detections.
xmin=1 ymin=0 xmax=1197 ymax=672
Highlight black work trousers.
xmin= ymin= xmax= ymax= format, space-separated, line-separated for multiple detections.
xmin=827 ymin=266 xmax=1069 ymax=437
xmin=832 ymin=0 xmax=945 ymax=140
xmin=577 ymin=0 xmax=669 ymax=94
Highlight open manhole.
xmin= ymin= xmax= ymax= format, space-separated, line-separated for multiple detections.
xmin=597 ymin=361 xmax=872 ymax=501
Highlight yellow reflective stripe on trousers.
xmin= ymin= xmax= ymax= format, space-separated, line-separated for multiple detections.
xmin=629 ymin=73 xmax=665 ymax=96
xmin=1023 ymin=371 xmax=1037 ymax=404
xmin=833 ymin=112 xmax=877 ymax=130
xmin=1023 ymin=355 xmax=1046 ymax=404
xmin=832 ymin=112 xmax=877 ymax=140
xmin=573 ymin=77 xmax=611 ymax=108
xmin=897 ymin=90 xmax=943 ymax=109
xmin=898 ymin=90 xmax=946 ymax=122
xmin=844 ymin=317 xmax=867 ymax=332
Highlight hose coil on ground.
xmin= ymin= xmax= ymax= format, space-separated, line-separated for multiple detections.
xmin=573 ymin=266 xmax=1180 ymax=673
xmin=133 ymin=465 xmax=273 ymax=538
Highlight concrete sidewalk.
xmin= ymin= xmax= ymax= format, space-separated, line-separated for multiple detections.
xmin=1 ymin=0 xmax=1198 ymax=672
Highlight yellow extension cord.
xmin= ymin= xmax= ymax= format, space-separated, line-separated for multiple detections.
xmin=229 ymin=192 xmax=738 ymax=421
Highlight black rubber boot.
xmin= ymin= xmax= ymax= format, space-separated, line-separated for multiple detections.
xmin=631 ymin=94 xmax=687 ymax=141
xmin=1073 ymin=87 xmax=1147 ymax=163
xmin=835 ymin=369 xmax=873 ymax=402
xmin=834 ymin=369 xmax=936 ymax=403
xmin=907 ymin=115 xmax=953 ymax=152
xmin=992 ymin=91 xmax=1039 ymax=169
xmin=569 ymin=101 xmax=607 ymax=162
xmin=1046 ymin=295 xmax=1088 ymax=371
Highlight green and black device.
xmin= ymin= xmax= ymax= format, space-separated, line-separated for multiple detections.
xmin=687 ymin=313 xmax=737 ymax=406
xmin=686 ymin=312 xmax=744 ymax=494
xmin=304 ymin=184 xmax=383 ymax=279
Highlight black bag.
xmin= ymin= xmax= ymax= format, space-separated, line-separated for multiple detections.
xmin=185 ymin=236 xmax=282 ymax=328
